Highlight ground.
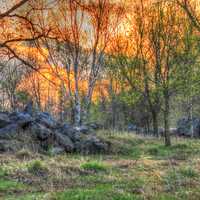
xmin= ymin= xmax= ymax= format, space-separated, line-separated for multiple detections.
xmin=1 ymin=131 xmax=200 ymax=200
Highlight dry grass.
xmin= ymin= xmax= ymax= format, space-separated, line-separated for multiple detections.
xmin=0 ymin=131 xmax=200 ymax=200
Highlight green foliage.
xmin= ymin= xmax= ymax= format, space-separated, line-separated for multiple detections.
xmin=179 ymin=167 xmax=198 ymax=178
xmin=16 ymin=90 xmax=30 ymax=105
xmin=27 ymin=160 xmax=47 ymax=175
xmin=0 ymin=167 xmax=8 ymax=178
xmin=0 ymin=179 xmax=25 ymax=193
xmin=80 ymin=161 xmax=107 ymax=172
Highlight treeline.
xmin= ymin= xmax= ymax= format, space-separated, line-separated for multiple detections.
xmin=0 ymin=0 xmax=200 ymax=146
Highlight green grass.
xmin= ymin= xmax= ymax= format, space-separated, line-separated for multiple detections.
xmin=1 ymin=131 xmax=200 ymax=200
xmin=179 ymin=167 xmax=198 ymax=178
xmin=80 ymin=161 xmax=107 ymax=172
xmin=54 ymin=185 xmax=141 ymax=200
xmin=27 ymin=160 xmax=48 ymax=176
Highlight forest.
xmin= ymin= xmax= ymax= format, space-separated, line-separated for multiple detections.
xmin=1 ymin=0 xmax=200 ymax=199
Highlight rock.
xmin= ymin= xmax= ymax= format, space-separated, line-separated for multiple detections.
xmin=0 ymin=140 xmax=16 ymax=152
xmin=74 ymin=125 xmax=90 ymax=134
xmin=54 ymin=132 xmax=74 ymax=152
xmin=75 ymin=136 xmax=108 ymax=154
xmin=24 ymin=101 xmax=33 ymax=116
xmin=158 ymin=128 xmax=164 ymax=136
xmin=86 ymin=123 xmax=102 ymax=130
xmin=169 ymin=128 xmax=177 ymax=135
xmin=0 ymin=124 xmax=19 ymax=139
xmin=0 ymin=108 xmax=108 ymax=155
xmin=9 ymin=112 xmax=33 ymax=128
xmin=49 ymin=147 xmax=65 ymax=155
xmin=0 ymin=112 xmax=11 ymax=128
xmin=127 ymin=123 xmax=137 ymax=132
xmin=35 ymin=112 xmax=57 ymax=129
xmin=177 ymin=117 xmax=200 ymax=137
xmin=57 ymin=124 xmax=81 ymax=142
xmin=31 ymin=123 xmax=52 ymax=140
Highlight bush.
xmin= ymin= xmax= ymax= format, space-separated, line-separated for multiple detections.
xmin=148 ymin=147 xmax=159 ymax=156
xmin=0 ymin=167 xmax=8 ymax=178
xmin=27 ymin=160 xmax=47 ymax=176
xmin=80 ymin=161 xmax=107 ymax=172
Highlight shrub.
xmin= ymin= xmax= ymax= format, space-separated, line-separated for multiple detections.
xmin=0 ymin=167 xmax=7 ymax=178
xmin=80 ymin=161 xmax=107 ymax=172
xmin=148 ymin=147 xmax=159 ymax=156
xmin=27 ymin=160 xmax=47 ymax=176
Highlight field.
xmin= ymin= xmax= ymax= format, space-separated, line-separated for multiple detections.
xmin=1 ymin=131 xmax=200 ymax=200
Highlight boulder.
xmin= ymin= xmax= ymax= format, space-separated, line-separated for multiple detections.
xmin=23 ymin=101 xmax=33 ymax=116
xmin=35 ymin=112 xmax=57 ymax=129
xmin=169 ymin=128 xmax=177 ymax=135
xmin=127 ymin=123 xmax=137 ymax=132
xmin=177 ymin=117 xmax=200 ymax=137
xmin=54 ymin=132 xmax=74 ymax=152
xmin=75 ymin=136 xmax=108 ymax=154
xmin=57 ymin=123 xmax=81 ymax=142
xmin=0 ymin=112 xmax=11 ymax=128
xmin=0 ymin=124 xmax=19 ymax=139
xmin=31 ymin=123 xmax=52 ymax=140
xmin=49 ymin=147 xmax=65 ymax=155
xmin=86 ymin=122 xmax=102 ymax=130
xmin=0 ymin=140 xmax=17 ymax=152
xmin=0 ymin=109 xmax=109 ymax=155
xmin=74 ymin=125 xmax=90 ymax=134
xmin=9 ymin=112 xmax=33 ymax=128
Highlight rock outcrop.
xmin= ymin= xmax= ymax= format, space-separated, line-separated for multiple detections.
xmin=0 ymin=108 xmax=108 ymax=154
xmin=177 ymin=117 xmax=200 ymax=137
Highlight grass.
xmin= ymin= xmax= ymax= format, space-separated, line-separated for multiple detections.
xmin=80 ymin=161 xmax=107 ymax=172
xmin=16 ymin=149 xmax=32 ymax=160
xmin=0 ymin=131 xmax=200 ymax=200
xmin=27 ymin=160 xmax=48 ymax=176
xmin=53 ymin=185 xmax=138 ymax=200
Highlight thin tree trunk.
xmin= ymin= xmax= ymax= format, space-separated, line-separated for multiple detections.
xmin=152 ymin=111 xmax=159 ymax=137
xmin=189 ymin=100 xmax=194 ymax=138
xmin=74 ymin=58 xmax=81 ymax=126
xmin=164 ymin=91 xmax=171 ymax=146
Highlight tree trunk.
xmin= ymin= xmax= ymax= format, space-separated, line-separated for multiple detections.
xmin=74 ymin=58 xmax=81 ymax=126
xmin=189 ymin=100 xmax=194 ymax=138
xmin=74 ymin=94 xmax=81 ymax=126
xmin=164 ymin=91 xmax=171 ymax=146
xmin=152 ymin=111 xmax=159 ymax=137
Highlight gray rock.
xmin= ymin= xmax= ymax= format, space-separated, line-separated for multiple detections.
xmin=75 ymin=136 xmax=108 ymax=154
xmin=74 ymin=125 xmax=90 ymax=134
xmin=89 ymin=123 xmax=102 ymax=130
xmin=0 ymin=109 xmax=109 ymax=155
xmin=0 ymin=140 xmax=15 ymax=152
xmin=0 ymin=112 xmax=11 ymax=128
xmin=35 ymin=112 xmax=57 ymax=129
xmin=49 ymin=147 xmax=65 ymax=155
xmin=57 ymin=124 xmax=81 ymax=142
xmin=169 ymin=128 xmax=177 ymax=135
xmin=24 ymin=101 xmax=33 ymax=116
xmin=54 ymin=132 xmax=74 ymax=152
xmin=177 ymin=117 xmax=200 ymax=137
xmin=127 ymin=123 xmax=137 ymax=132
xmin=31 ymin=123 xmax=52 ymax=140
xmin=0 ymin=124 xmax=19 ymax=139
xmin=9 ymin=112 xmax=33 ymax=128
